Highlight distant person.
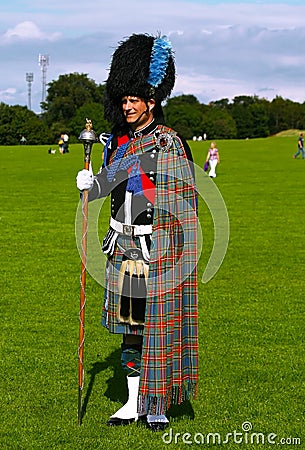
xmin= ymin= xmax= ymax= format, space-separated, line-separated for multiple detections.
xmin=20 ymin=135 xmax=27 ymax=145
xmin=58 ymin=135 xmax=64 ymax=154
xmin=293 ymin=132 xmax=305 ymax=159
xmin=205 ymin=141 xmax=220 ymax=178
xmin=63 ymin=133 xmax=69 ymax=153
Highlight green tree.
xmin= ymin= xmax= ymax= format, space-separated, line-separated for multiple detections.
xmin=209 ymin=98 xmax=230 ymax=109
xmin=164 ymin=95 xmax=205 ymax=139
xmin=69 ymin=102 xmax=112 ymax=141
xmin=166 ymin=94 xmax=201 ymax=107
xmin=200 ymin=108 xmax=237 ymax=139
xmin=249 ymin=101 xmax=270 ymax=138
xmin=268 ymin=96 xmax=305 ymax=134
xmin=0 ymin=103 xmax=51 ymax=145
xmin=229 ymin=96 xmax=258 ymax=138
xmin=42 ymin=73 xmax=106 ymax=139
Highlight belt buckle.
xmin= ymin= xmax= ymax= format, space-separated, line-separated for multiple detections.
xmin=123 ymin=224 xmax=134 ymax=236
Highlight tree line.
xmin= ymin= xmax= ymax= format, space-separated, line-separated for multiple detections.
xmin=1 ymin=72 xmax=305 ymax=145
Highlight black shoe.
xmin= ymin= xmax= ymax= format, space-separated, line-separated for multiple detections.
xmin=147 ymin=421 xmax=168 ymax=431
xmin=136 ymin=414 xmax=148 ymax=426
xmin=106 ymin=417 xmax=135 ymax=426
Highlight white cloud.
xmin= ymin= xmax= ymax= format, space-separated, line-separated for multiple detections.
xmin=3 ymin=21 xmax=61 ymax=42
xmin=0 ymin=87 xmax=17 ymax=102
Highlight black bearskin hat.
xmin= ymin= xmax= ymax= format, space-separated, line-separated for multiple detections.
xmin=104 ymin=33 xmax=176 ymax=126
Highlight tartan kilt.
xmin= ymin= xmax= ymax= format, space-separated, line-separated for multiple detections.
xmin=102 ymin=234 xmax=145 ymax=335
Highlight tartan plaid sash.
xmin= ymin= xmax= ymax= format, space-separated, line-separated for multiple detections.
xmin=122 ymin=126 xmax=199 ymax=415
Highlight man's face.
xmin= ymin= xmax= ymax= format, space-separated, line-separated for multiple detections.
xmin=121 ymin=96 xmax=155 ymax=130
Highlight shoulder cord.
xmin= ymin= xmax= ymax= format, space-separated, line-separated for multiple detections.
xmin=104 ymin=135 xmax=143 ymax=196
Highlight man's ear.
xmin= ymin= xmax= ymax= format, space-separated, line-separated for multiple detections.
xmin=148 ymin=99 xmax=156 ymax=111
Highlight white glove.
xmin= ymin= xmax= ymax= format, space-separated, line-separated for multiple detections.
xmin=76 ymin=169 xmax=94 ymax=191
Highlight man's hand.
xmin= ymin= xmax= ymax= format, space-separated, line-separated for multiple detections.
xmin=76 ymin=169 xmax=94 ymax=191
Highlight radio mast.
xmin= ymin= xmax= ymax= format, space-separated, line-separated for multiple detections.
xmin=26 ymin=72 xmax=34 ymax=110
xmin=38 ymin=54 xmax=49 ymax=110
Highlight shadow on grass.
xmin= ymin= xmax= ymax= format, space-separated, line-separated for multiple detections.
xmin=81 ymin=348 xmax=125 ymax=422
xmin=167 ymin=400 xmax=195 ymax=421
xmin=81 ymin=347 xmax=195 ymax=423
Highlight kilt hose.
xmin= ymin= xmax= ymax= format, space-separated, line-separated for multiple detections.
xmin=102 ymin=126 xmax=199 ymax=416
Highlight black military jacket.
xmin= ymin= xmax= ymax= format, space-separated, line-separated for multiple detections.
xmin=88 ymin=120 xmax=193 ymax=226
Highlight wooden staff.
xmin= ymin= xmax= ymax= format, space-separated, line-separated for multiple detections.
xmin=78 ymin=118 xmax=97 ymax=426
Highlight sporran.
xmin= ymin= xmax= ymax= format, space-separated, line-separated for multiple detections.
xmin=117 ymin=248 xmax=149 ymax=325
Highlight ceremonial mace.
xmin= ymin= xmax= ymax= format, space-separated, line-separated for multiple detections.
xmin=78 ymin=118 xmax=97 ymax=426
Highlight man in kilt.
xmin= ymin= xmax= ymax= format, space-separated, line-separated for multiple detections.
xmin=76 ymin=33 xmax=199 ymax=431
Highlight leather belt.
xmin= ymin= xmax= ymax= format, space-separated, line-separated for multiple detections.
xmin=110 ymin=217 xmax=152 ymax=236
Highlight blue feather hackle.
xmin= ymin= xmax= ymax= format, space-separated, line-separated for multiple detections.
xmin=147 ymin=36 xmax=172 ymax=88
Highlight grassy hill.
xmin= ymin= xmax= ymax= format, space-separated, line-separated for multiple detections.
xmin=273 ymin=129 xmax=304 ymax=137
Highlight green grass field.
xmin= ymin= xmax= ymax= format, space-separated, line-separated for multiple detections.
xmin=1 ymin=135 xmax=304 ymax=449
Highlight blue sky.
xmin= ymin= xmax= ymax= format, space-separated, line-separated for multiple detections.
xmin=1 ymin=0 xmax=305 ymax=113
